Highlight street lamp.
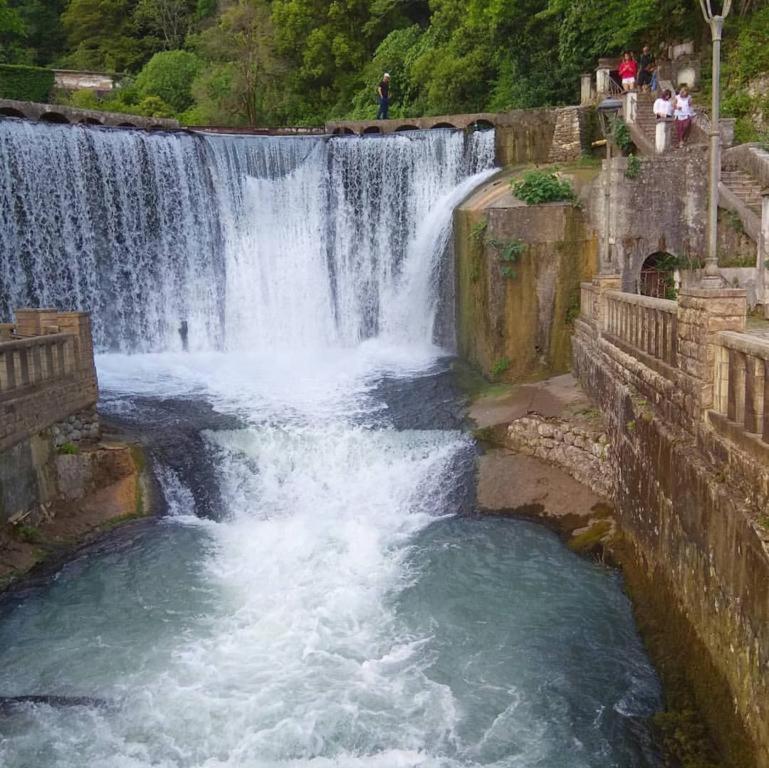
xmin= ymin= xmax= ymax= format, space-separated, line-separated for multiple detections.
xmin=700 ymin=0 xmax=733 ymax=286
xmin=597 ymin=98 xmax=624 ymax=274
xmin=597 ymin=98 xmax=624 ymax=162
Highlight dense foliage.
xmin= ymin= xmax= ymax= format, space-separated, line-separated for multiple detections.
xmin=512 ymin=170 xmax=575 ymax=205
xmin=0 ymin=0 xmax=767 ymax=129
xmin=0 ymin=64 xmax=54 ymax=102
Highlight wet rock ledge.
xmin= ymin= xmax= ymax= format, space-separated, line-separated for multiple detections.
xmin=470 ymin=373 xmax=617 ymax=559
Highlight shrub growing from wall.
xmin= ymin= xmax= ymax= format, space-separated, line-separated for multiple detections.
xmin=0 ymin=64 xmax=54 ymax=102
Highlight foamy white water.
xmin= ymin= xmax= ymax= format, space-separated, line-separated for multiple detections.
xmin=0 ymin=121 xmax=660 ymax=767
xmin=0 ymin=122 xmax=494 ymax=351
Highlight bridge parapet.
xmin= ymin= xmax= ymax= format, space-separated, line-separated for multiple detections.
xmin=327 ymin=107 xmax=589 ymax=167
xmin=0 ymin=98 xmax=179 ymax=130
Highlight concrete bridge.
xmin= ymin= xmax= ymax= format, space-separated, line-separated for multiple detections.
xmin=0 ymin=98 xmax=179 ymax=130
xmin=325 ymin=112 xmax=499 ymax=135
xmin=327 ymin=107 xmax=590 ymax=168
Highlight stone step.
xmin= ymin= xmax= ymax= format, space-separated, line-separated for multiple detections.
xmin=721 ymin=167 xmax=762 ymax=214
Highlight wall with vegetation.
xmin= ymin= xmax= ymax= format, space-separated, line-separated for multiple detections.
xmin=0 ymin=64 xmax=53 ymax=102
xmin=455 ymin=175 xmax=598 ymax=382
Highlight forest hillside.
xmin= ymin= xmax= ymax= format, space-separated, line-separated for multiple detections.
xmin=0 ymin=0 xmax=767 ymax=137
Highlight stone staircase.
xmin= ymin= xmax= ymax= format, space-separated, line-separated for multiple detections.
xmin=721 ymin=166 xmax=762 ymax=216
xmin=624 ymin=90 xmax=763 ymax=243
xmin=633 ymin=92 xmax=657 ymax=147
xmin=719 ymin=164 xmax=762 ymax=242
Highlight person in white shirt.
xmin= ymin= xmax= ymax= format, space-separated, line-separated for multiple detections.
xmin=653 ymin=89 xmax=674 ymax=119
xmin=673 ymin=86 xmax=694 ymax=144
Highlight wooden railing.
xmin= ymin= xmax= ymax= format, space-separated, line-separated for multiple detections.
xmin=713 ymin=331 xmax=769 ymax=445
xmin=0 ymin=334 xmax=77 ymax=398
xmin=604 ymin=290 xmax=678 ymax=367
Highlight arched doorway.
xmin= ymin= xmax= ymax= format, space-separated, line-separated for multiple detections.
xmin=639 ymin=252 xmax=678 ymax=299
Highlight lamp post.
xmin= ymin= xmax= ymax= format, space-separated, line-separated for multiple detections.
xmin=699 ymin=0 xmax=733 ymax=286
xmin=597 ymin=98 xmax=623 ymax=275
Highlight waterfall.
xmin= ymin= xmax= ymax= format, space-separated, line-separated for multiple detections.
xmin=0 ymin=120 xmax=495 ymax=352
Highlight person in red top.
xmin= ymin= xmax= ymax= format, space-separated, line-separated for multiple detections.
xmin=618 ymin=52 xmax=638 ymax=92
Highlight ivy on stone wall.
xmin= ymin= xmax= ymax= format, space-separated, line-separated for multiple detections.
xmin=0 ymin=64 xmax=55 ymax=103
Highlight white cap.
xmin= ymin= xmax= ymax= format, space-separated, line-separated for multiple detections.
xmin=384 ymin=73 xmax=390 ymax=78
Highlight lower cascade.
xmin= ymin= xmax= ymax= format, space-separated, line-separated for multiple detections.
xmin=0 ymin=121 xmax=662 ymax=767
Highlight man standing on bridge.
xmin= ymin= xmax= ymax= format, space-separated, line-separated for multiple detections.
xmin=377 ymin=73 xmax=391 ymax=120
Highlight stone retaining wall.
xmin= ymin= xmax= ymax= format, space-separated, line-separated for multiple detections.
xmin=505 ymin=413 xmax=613 ymax=499
xmin=574 ymin=279 xmax=769 ymax=767
xmin=547 ymin=107 xmax=592 ymax=164
xmin=52 ymin=407 xmax=100 ymax=447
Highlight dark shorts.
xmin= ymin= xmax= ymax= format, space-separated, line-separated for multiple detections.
xmin=638 ymin=69 xmax=652 ymax=86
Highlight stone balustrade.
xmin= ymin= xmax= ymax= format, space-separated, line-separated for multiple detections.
xmin=577 ymin=278 xmax=748 ymax=428
xmin=579 ymin=282 xmax=597 ymax=327
xmin=573 ymin=277 xmax=769 ymax=765
xmin=0 ymin=334 xmax=77 ymax=396
xmin=712 ymin=330 xmax=769 ymax=449
xmin=604 ymin=290 xmax=678 ymax=368
xmin=0 ymin=309 xmax=98 ymax=452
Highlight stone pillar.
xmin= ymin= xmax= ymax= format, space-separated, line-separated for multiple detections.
xmin=592 ymin=274 xmax=622 ymax=330
xmin=580 ymin=74 xmax=593 ymax=105
xmin=623 ymin=91 xmax=638 ymax=125
xmin=760 ymin=190 xmax=769 ymax=318
xmin=596 ymin=66 xmax=612 ymax=96
xmin=56 ymin=312 xmax=98 ymax=399
xmin=655 ymin=120 xmax=672 ymax=154
xmin=720 ymin=118 xmax=736 ymax=148
xmin=676 ymin=287 xmax=747 ymax=423
xmin=14 ymin=308 xmax=59 ymax=337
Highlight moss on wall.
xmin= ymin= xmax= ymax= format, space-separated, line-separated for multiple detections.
xmin=455 ymin=191 xmax=598 ymax=382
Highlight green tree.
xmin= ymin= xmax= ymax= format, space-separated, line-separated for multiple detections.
xmin=192 ymin=0 xmax=286 ymax=126
xmin=133 ymin=0 xmax=196 ymax=50
xmin=10 ymin=0 xmax=67 ymax=66
xmin=135 ymin=50 xmax=203 ymax=111
xmin=0 ymin=0 xmax=26 ymax=64
xmin=61 ymin=0 xmax=148 ymax=72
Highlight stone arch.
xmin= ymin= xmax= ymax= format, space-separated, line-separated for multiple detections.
xmin=117 ymin=122 xmax=137 ymax=128
xmin=431 ymin=122 xmax=457 ymax=130
xmin=394 ymin=124 xmax=419 ymax=132
xmin=0 ymin=107 xmax=26 ymax=119
xmin=332 ymin=127 xmax=355 ymax=135
xmin=362 ymin=126 xmax=381 ymax=135
xmin=79 ymin=117 xmax=103 ymax=125
xmin=40 ymin=111 xmax=70 ymax=124
xmin=149 ymin=124 xmax=166 ymax=131
xmin=469 ymin=119 xmax=494 ymax=131
xmin=638 ymin=251 xmax=678 ymax=298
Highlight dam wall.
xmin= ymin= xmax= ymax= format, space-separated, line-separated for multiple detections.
xmin=573 ymin=277 xmax=769 ymax=767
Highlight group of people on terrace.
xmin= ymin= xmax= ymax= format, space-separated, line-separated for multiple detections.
xmin=618 ymin=47 xmax=695 ymax=145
